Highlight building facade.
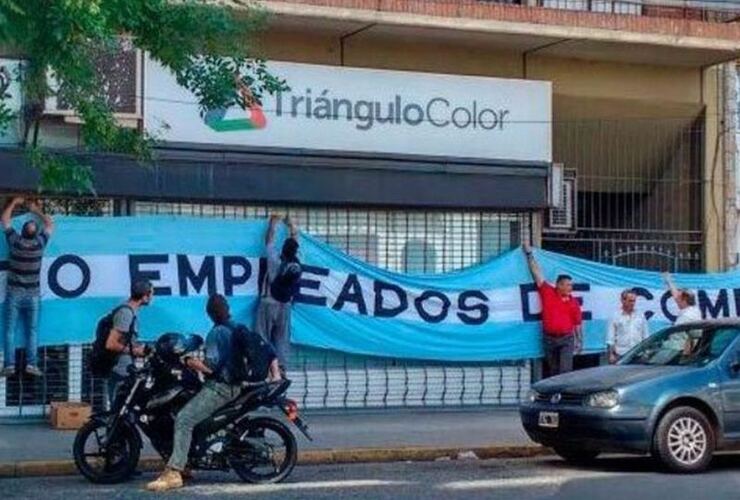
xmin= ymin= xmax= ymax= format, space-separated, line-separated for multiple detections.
xmin=0 ymin=0 xmax=739 ymax=416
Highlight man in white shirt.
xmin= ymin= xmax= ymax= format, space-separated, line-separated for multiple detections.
xmin=663 ymin=273 xmax=702 ymax=325
xmin=607 ymin=289 xmax=649 ymax=363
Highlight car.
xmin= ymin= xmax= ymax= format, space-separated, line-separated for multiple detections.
xmin=519 ymin=319 xmax=740 ymax=473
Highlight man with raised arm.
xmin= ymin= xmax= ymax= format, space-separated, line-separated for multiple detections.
xmin=255 ymin=214 xmax=302 ymax=373
xmin=523 ymin=243 xmax=583 ymax=377
xmin=1 ymin=197 xmax=54 ymax=377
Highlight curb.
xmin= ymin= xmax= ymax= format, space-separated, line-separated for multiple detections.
xmin=0 ymin=444 xmax=549 ymax=478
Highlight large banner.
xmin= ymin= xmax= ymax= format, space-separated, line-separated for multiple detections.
xmin=1 ymin=216 xmax=739 ymax=361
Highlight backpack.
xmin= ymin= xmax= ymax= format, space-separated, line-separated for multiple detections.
xmin=228 ymin=323 xmax=277 ymax=383
xmin=269 ymin=260 xmax=302 ymax=303
xmin=89 ymin=305 xmax=135 ymax=377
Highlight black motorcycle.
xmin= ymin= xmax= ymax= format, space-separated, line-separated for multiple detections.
xmin=73 ymin=332 xmax=311 ymax=484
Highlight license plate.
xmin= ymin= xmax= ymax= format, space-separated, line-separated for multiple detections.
xmin=538 ymin=411 xmax=559 ymax=428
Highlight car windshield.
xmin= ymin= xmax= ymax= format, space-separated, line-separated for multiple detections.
xmin=621 ymin=326 xmax=739 ymax=367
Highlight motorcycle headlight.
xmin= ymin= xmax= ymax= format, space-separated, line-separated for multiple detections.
xmin=585 ymin=390 xmax=619 ymax=409
xmin=526 ymin=389 xmax=540 ymax=403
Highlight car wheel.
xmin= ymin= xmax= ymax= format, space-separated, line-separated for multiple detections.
xmin=553 ymin=446 xmax=600 ymax=465
xmin=653 ymin=406 xmax=715 ymax=473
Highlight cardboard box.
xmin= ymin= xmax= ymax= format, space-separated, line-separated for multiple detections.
xmin=49 ymin=402 xmax=91 ymax=430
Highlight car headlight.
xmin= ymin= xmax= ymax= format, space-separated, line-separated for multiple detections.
xmin=526 ymin=389 xmax=540 ymax=403
xmin=585 ymin=390 xmax=619 ymax=409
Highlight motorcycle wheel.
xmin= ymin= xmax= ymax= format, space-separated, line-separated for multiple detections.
xmin=73 ymin=418 xmax=141 ymax=484
xmin=230 ymin=417 xmax=297 ymax=484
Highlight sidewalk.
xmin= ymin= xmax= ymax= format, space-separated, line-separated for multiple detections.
xmin=0 ymin=407 xmax=531 ymax=462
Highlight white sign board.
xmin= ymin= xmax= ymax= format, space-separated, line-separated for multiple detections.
xmin=145 ymin=58 xmax=551 ymax=163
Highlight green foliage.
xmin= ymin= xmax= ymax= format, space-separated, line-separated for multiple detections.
xmin=28 ymin=148 xmax=96 ymax=196
xmin=0 ymin=0 xmax=286 ymax=194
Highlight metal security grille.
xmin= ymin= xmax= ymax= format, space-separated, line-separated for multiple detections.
xmin=544 ymin=117 xmax=704 ymax=272
xmin=132 ymin=203 xmax=527 ymax=273
xmin=132 ymin=202 xmax=532 ymax=410
xmin=0 ymin=199 xmax=531 ymax=417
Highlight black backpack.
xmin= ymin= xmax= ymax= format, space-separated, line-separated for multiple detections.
xmin=269 ymin=260 xmax=302 ymax=303
xmin=89 ymin=305 xmax=134 ymax=377
xmin=228 ymin=323 xmax=277 ymax=383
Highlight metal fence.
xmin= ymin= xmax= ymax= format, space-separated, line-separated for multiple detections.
xmin=0 ymin=200 xmax=531 ymax=418
xmin=544 ymin=117 xmax=705 ymax=272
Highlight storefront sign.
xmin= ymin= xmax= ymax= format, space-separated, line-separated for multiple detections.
xmin=145 ymin=58 xmax=551 ymax=162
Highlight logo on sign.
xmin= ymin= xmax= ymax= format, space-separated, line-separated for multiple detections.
xmin=203 ymin=81 xmax=267 ymax=132
xmin=203 ymin=103 xmax=266 ymax=132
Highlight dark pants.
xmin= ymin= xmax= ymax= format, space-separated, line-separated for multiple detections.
xmin=543 ymin=335 xmax=574 ymax=378
xmin=106 ymin=374 xmax=127 ymax=410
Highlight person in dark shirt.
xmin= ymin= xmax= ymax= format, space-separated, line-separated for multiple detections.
xmin=1 ymin=197 xmax=54 ymax=377
xmin=255 ymin=214 xmax=300 ymax=372
xmin=147 ymin=294 xmax=280 ymax=492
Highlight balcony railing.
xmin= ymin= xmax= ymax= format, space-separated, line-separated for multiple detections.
xmin=267 ymin=0 xmax=740 ymax=40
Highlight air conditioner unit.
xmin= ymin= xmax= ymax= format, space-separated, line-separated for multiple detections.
xmin=545 ymin=169 xmax=577 ymax=233
xmin=44 ymin=40 xmax=142 ymax=123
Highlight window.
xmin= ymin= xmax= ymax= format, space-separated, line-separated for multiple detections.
xmin=403 ymin=239 xmax=437 ymax=274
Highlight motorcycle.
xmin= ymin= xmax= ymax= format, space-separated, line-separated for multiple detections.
xmin=73 ymin=332 xmax=312 ymax=484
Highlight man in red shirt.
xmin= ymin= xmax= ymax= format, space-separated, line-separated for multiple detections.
xmin=523 ymin=243 xmax=583 ymax=377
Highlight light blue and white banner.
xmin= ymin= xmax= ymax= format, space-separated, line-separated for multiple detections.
xmin=1 ymin=216 xmax=740 ymax=361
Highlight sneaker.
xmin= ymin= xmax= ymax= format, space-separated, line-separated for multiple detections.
xmin=146 ymin=468 xmax=183 ymax=492
xmin=25 ymin=365 xmax=43 ymax=377
xmin=1 ymin=365 xmax=15 ymax=377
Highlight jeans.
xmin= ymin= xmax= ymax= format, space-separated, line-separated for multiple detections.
xmin=543 ymin=335 xmax=575 ymax=378
xmin=3 ymin=292 xmax=40 ymax=367
xmin=168 ymin=380 xmax=240 ymax=471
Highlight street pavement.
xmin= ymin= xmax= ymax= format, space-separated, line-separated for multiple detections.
xmin=0 ymin=408 xmax=529 ymax=462
xmin=2 ymin=454 xmax=740 ymax=499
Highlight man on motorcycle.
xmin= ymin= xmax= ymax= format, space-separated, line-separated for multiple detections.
xmin=147 ymin=294 xmax=281 ymax=492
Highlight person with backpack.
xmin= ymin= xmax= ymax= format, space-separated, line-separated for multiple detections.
xmin=255 ymin=214 xmax=302 ymax=372
xmin=147 ymin=293 xmax=280 ymax=492
xmin=91 ymin=280 xmax=153 ymax=408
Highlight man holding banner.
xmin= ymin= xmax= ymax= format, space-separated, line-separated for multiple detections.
xmin=1 ymin=197 xmax=53 ymax=378
xmin=663 ymin=272 xmax=702 ymax=325
xmin=255 ymin=214 xmax=301 ymax=372
xmin=523 ymin=243 xmax=582 ymax=378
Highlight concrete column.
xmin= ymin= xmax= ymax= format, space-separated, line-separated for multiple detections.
xmin=723 ymin=63 xmax=738 ymax=270
xmin=703 ymin=65 xmax=728 ymax=272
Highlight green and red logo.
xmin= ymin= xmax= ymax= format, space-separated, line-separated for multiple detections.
xmin=203 ymin=101 xmax=266 ymax=132
xmin=203 ymin=82 xmax=267 ymax=132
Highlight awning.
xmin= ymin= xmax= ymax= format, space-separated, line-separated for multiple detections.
xmin=0 ymin=145 xmax=549 ymax=210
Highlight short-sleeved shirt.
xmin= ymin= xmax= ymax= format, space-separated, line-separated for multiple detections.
xmin=110 ymin=305 xmax=137 ymax=378
xmin=4 ymin=227 xmax=50 ymax=296
xmin=675 ymin=305 xmax=702 ymax=325
xmin=538 ymin=282 xmax=582 ymax=337
xmin=204 ymin=321 xmax=236 ymax=384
